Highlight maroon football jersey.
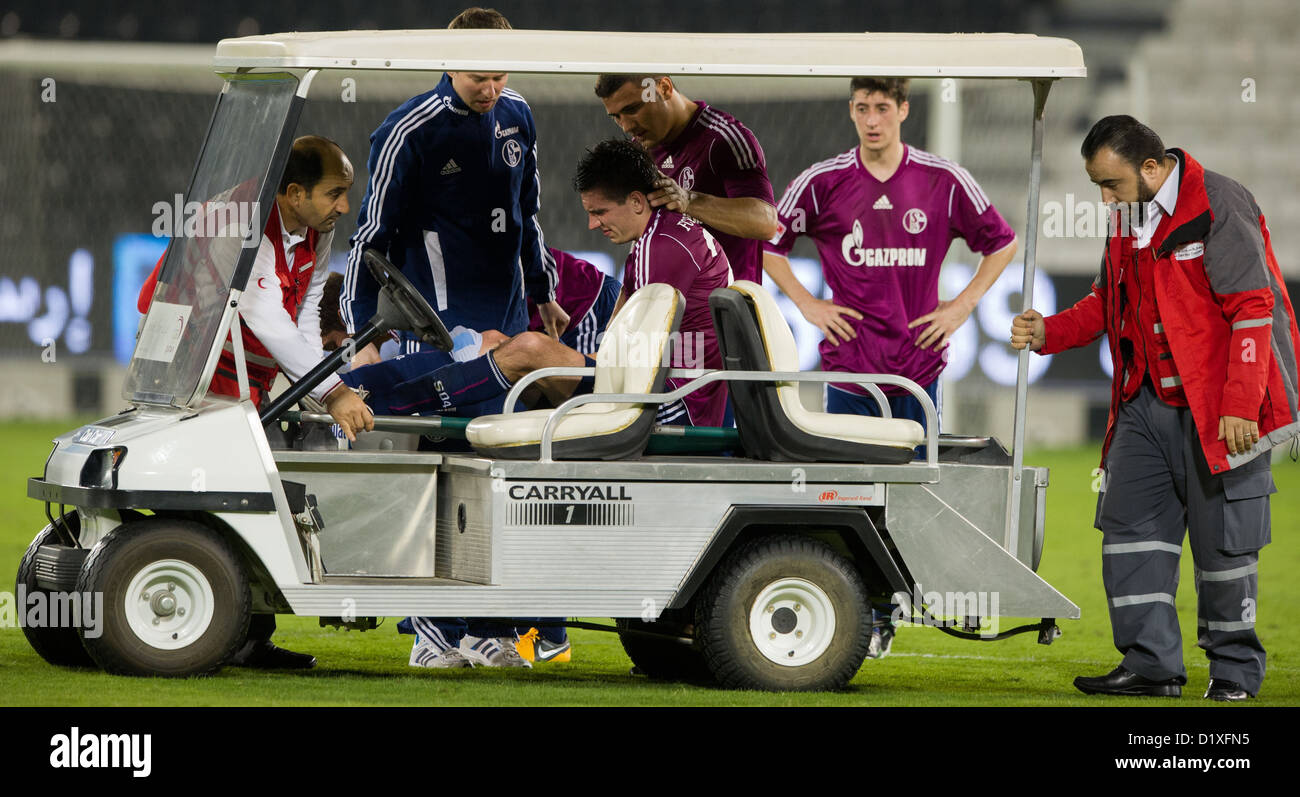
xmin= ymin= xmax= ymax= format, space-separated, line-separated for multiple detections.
xmin=622 ymin=209 xmax=732 ymax=426
xmin=652 ymin=101 xmax=775 ymax=285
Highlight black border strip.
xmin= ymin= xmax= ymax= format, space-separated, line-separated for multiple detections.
xmin=28 ymin=478 xmax=276 ymax=512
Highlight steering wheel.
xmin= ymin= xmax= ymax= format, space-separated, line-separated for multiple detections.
xmin=363 ymin=248 xmax=454 ymax=352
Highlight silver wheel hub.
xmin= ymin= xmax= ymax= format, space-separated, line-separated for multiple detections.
xmin=124 ymin=559 xmax=215 ymax=650
xmin=748 ymin=577 xmax=836 ymax=667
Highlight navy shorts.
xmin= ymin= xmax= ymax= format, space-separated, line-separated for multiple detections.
xmin=825 ymin=379 xmax=940 ymax=431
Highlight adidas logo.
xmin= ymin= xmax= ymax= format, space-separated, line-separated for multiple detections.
xmin=873 ymin=194 xmax=893 ymax=210
xmin=661 ymin=155 xmax=674 ymax=170
xmin=440 ymin=159 xmax=461 ymax=176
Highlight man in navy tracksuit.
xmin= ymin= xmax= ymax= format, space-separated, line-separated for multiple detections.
xmin=341 ymin=73 xmax=564 ymax=346
xmin=341 ymin=7 xmax=566 ymax=670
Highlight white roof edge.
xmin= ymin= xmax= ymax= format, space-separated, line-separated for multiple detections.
xmin=211 ymin=30 xmax=1086 ymax=79
xmin=0 ymin=39 xmax=212 ymax=69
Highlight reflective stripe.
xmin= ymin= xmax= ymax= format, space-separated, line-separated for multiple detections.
xmin=1160 ymin=376 xmax=1182 ymax=388
xmin=1153 ymin=322 xmax=1164 ymax=334
xmin=423 ymin=230 xmax=448 ymax=311
xmin=1205 ymin=619 xmax=1255 ymax=632
xmin=1197 ymin=562 xmax=1258 ymax=582
xmin=223 ymin=342 xmax=278 ymax=369
xmin=1103 ymin=541 xmax=1183 ymax=555
xmin=1110 ymin=592 xmax=1176 ymax=608
xmin=1232 ymin=318 xmax=1273 ymax=330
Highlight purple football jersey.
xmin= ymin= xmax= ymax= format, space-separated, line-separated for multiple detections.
xmin=765 ymin=144 xmax=1015 ymax=394
xmin=528 ymin=247 xmax=606 ymax=333
xmin=623 ymin=209 xmax=731 ymax=426
xmin=652 ymin=102 xmax=775 ymax=286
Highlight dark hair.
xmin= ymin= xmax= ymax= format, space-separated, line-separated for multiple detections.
xmin=279 ymin=135 xmax=345 ymax=195
xmin=850 ymin=77 xmax=909 ymax=106
xmin=320 ymin=272 xmax=346 ymax=340
xmin=1080 ymin=115 xmax=1166 ymax=169
xmin=594 ymin=74 xmax=657 ymax=99
xmin=448 ymin=7 xmax=512 ymax=29
xmin=572 ymin=138 xmax=658 ymax=201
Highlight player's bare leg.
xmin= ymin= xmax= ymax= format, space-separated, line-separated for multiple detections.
xmin=478 ymin=329 xmax=510 ymax=352
xmin=492 ymin=331 xmax=587 ymax=406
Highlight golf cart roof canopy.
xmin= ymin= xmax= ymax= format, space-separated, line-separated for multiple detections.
xmin=212 ymin=30 xmax=1086 ymax=79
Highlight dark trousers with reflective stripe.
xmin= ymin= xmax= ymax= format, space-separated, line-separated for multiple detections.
xmin=1097 ymin=384 xmax=1271 ymax=693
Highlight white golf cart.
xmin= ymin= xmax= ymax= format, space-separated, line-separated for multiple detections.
xmin=20 ymin=30 xmax=1084 ymax=691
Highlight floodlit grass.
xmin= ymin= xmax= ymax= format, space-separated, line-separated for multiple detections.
xmin=2 ymin=419 xmax=1296 ymax=706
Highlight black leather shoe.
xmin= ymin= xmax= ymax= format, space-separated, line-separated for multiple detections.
xmin=231 ymin=639 xmax=317 ymax=670
xmin=1074 ymin=666 xmax=1182 ymax=697
xmin=1204 ymin=678 xmax=1253 ymax=702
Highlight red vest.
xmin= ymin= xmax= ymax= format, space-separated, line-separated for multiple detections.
xmin=210 ymin=203 xmax=319 ymax=406
xmin=1118 ymin=231 xmax=1187 ymax=406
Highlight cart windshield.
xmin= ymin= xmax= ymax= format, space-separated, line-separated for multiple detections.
xmin=123 ymin=72 xmax=300 ymax=408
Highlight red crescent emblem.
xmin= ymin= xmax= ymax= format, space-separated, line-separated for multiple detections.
xmin=257 ymin=277 xmax=268 ymax=289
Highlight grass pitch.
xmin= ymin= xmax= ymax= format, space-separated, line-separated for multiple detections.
xmin=2 ymin=419 xmax=1297 ymax=706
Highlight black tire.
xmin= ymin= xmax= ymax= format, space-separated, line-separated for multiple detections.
xmin=616 ymin=612 xmax=713 ymax=684
xmin=15 ymin=516 xmax=95 ymax=668
xmin=75 ymin=518 xmax=251 ymax=677
xmin=695 ymin=534 xmax=871 ymax=691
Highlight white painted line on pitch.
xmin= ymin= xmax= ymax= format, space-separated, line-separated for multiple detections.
xmin=886 ymin=652 xmax=1300 ymax=674
xmin=888 ymin=652 xmax=1108 ymax=666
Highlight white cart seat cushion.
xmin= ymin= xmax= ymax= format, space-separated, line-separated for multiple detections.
xmin=727 ymin=281 xmax=925 ymax=449
xmin=465 ymin=405 xmax=641 ymax=448
xmin=466 ymin=283 xmax=682 ymax=450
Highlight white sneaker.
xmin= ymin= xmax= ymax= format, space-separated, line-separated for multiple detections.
xmin=460 ymin=635 xmax=532 ymax=668
xmin=409 ymin=634 xmax=472 ymax=668
xmin=866 ymin=624 xmax=896 ymax=660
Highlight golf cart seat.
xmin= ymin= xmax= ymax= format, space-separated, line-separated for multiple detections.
xmin=466 ymin=283 xmax=684 ymax=460
xmin=710 ymin=280 xmax=924 ymax=463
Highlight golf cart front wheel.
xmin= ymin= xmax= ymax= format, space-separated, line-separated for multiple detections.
xmin=15 ymin=515 xmax=95 ymax=667
xmin=696 ymin=534 xmax=871 ymax=691
xmin=76 ymin=518 xmax=251 ymax=677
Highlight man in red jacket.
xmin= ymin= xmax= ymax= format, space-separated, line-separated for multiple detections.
xmin=139 ymin=136 xmax=372 ymax=442
xmin=139 ymin=136 xmax=371 ymax=669
xmin=1012 ymin=116 xmax=1299 ymax=701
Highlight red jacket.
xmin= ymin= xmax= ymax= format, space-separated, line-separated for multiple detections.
xmin=138 ymin=202 xmax=337 ymax=407
xmin=1042 ymin=149 xmax=1300 ymax=474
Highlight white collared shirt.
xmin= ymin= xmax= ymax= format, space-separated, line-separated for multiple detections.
xmin=240 ymin=211 xmax=341 ymax=401
xmin=280 ymin=215 xmax=308 ymax=257
xmin=1132 ymin=160 xmax=1179 ymax=249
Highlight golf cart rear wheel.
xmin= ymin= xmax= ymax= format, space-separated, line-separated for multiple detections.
xmin=76 ymin=518 xmax=250 ymax=677
xmin=696 ymin=534 xmax=871 ymax=691
xmin=616 ymin=613 xmax=713 ymax=683
xmin=15 ymin=515 xmax=95 ymax=668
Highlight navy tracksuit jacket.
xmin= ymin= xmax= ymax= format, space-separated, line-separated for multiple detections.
xmin=341 ymin=73 xmax=556 ymax=349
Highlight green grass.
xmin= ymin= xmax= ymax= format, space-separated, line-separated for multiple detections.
xmin=2 ymin=419 xmax=1297 ymax=706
